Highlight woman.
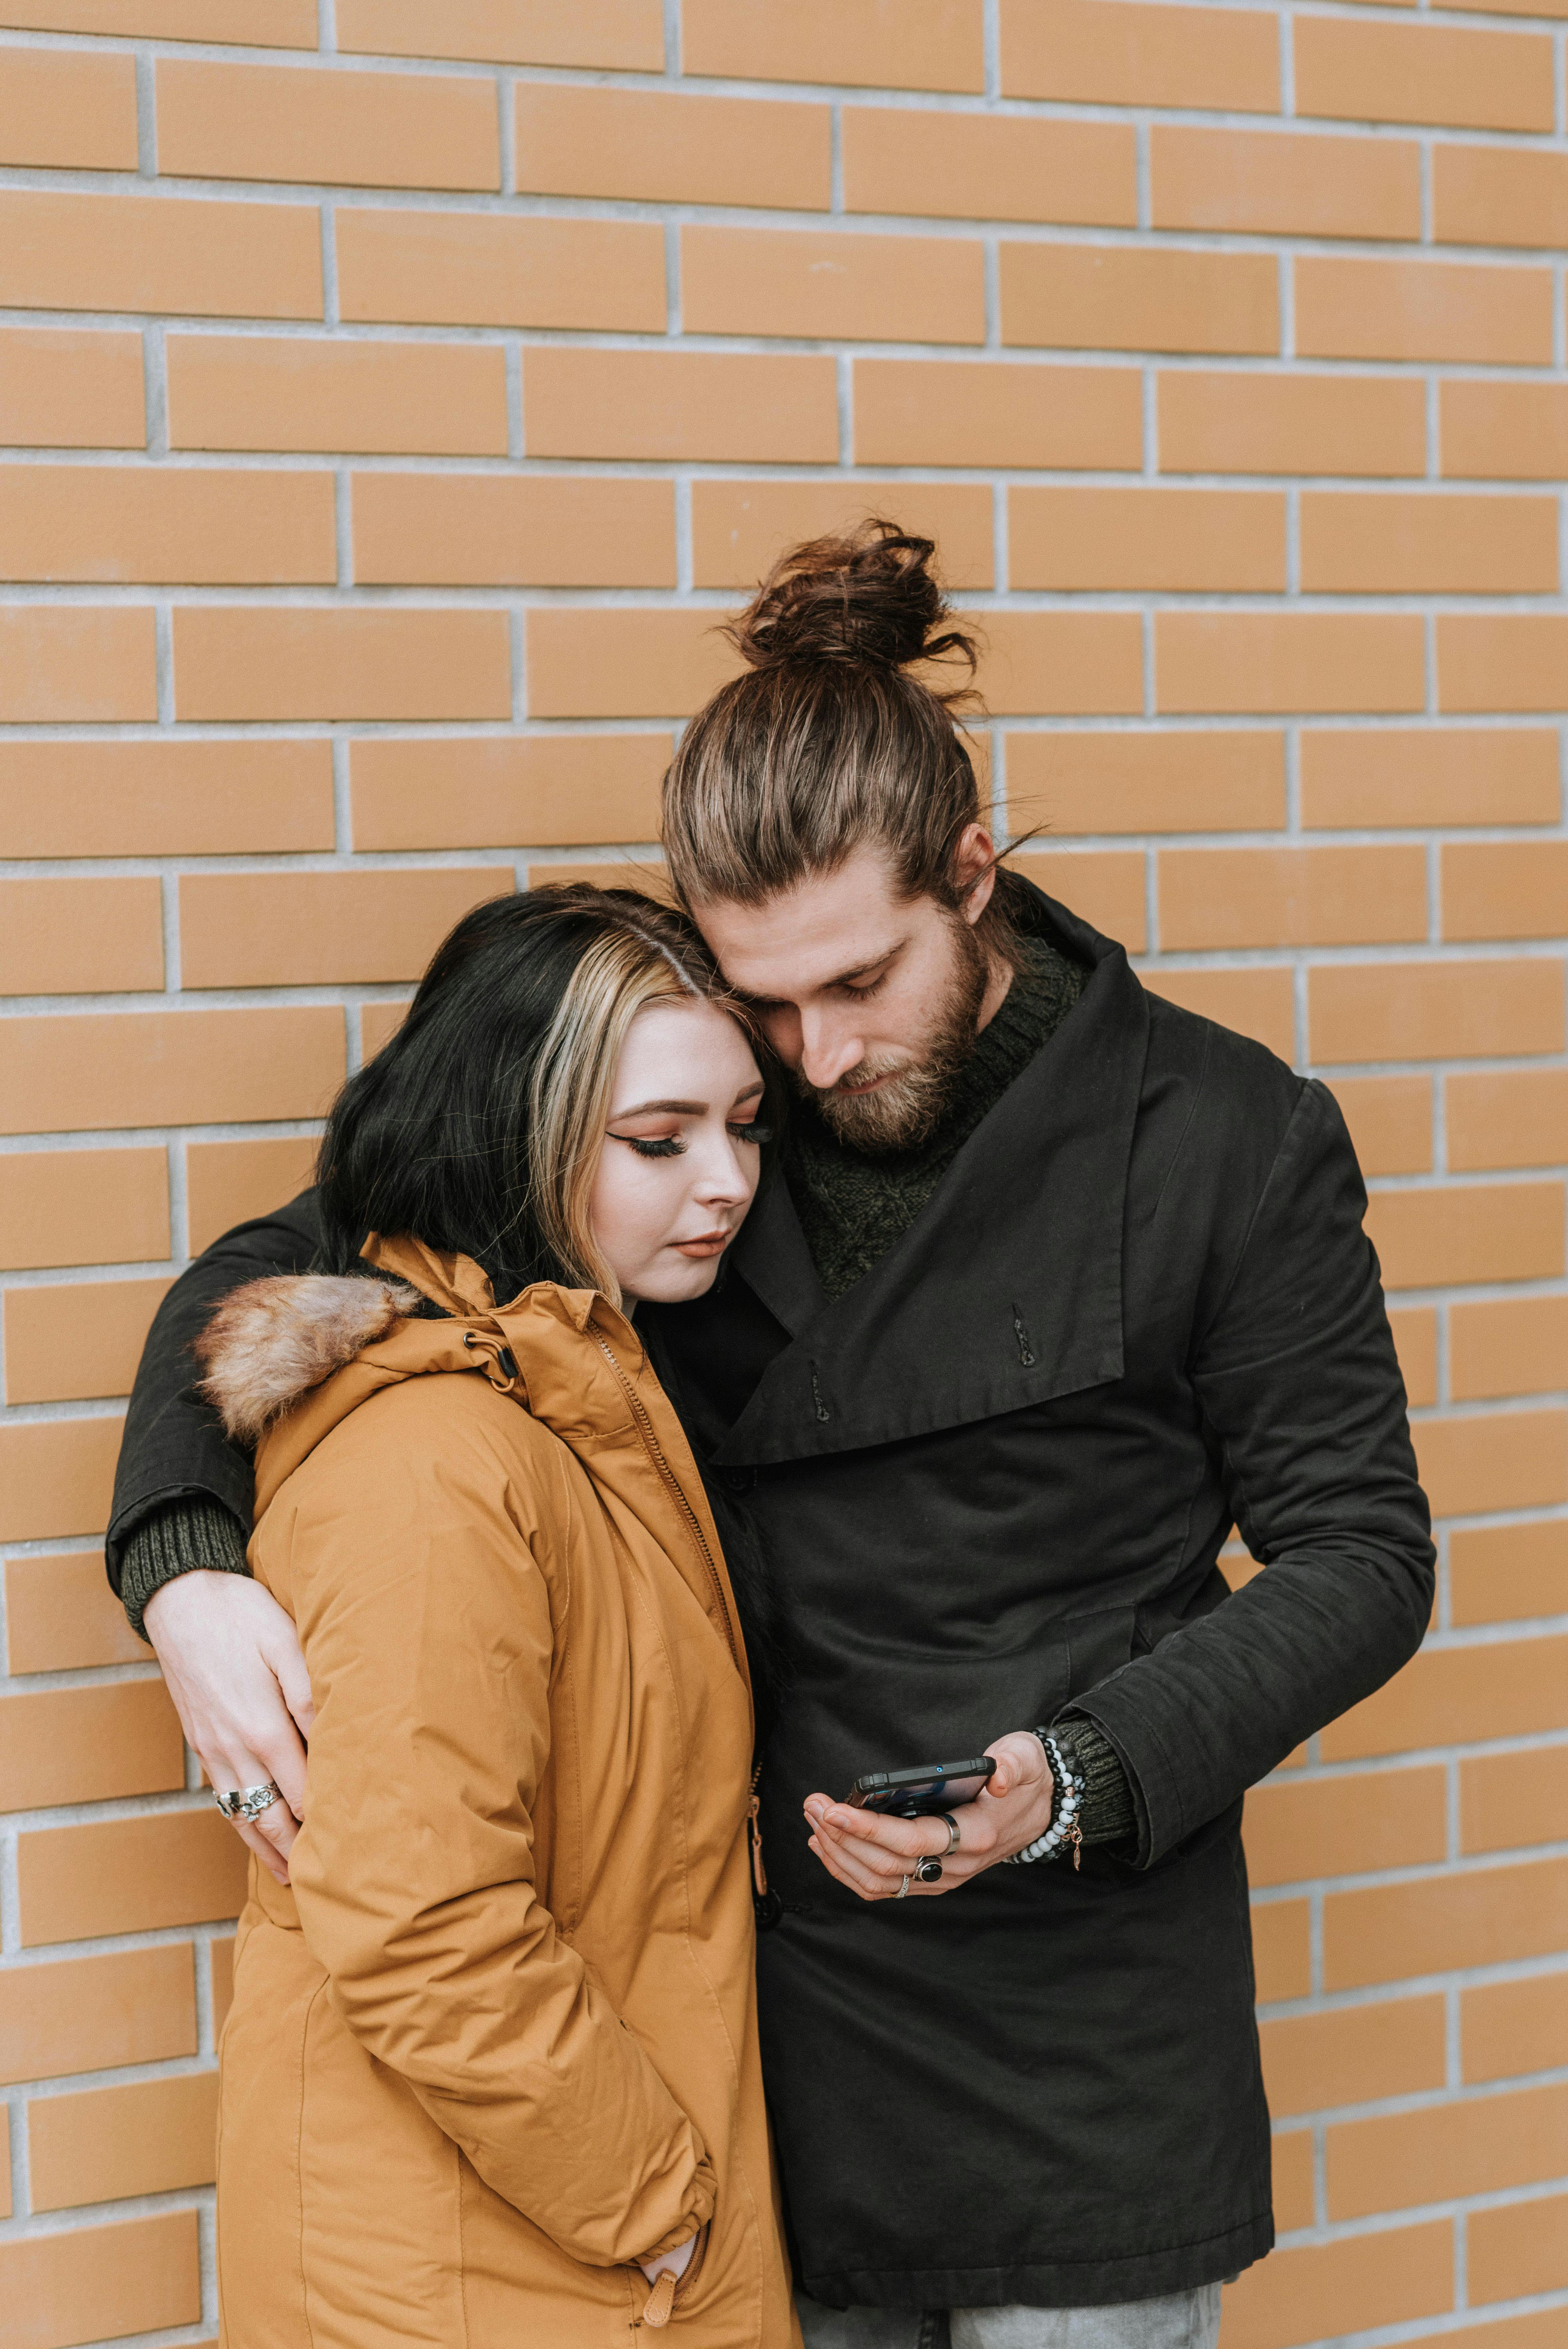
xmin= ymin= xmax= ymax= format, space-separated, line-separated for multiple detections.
xmin=196 ymin=886 xmax=800 ymax=2347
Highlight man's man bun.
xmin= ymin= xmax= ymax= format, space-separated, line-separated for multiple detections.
xmin=725 ymin=517 xmax=979 ymax=696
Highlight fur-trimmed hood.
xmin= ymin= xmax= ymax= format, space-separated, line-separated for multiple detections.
xmin=196 ymin=1274 xmax=423 ymax=1444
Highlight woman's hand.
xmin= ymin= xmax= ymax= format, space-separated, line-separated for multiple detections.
xmin=803 ymin=1731 xmax=1053 ymax=1900
xmin=144 ymin=1570 xmax=314 ymax=1886
xmin=639 ymin=2227 xmax=700 ymax=2288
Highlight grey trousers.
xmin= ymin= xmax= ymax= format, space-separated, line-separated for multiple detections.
xmin=796 ymin=2283 xmax=1223 ymax=2349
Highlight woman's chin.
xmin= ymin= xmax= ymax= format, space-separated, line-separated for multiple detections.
xmin=623 ymin=1253 xmax=726 ymax=1307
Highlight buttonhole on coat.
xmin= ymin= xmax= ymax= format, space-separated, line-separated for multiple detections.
xmin=1012 ymin=1308 xmax=1036 ymax=1369
xmin=809 ymin=1363 xmax=831 ymax=1423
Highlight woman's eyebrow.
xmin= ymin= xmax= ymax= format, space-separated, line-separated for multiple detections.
xmin=730 ymin=1079 xmax=766 ymax=1105
xmin=608 ymin=1098 xmax=707 ymax=1120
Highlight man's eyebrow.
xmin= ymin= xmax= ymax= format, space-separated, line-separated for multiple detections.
xmin=733 ymin=945 xmax=903 ymax=1005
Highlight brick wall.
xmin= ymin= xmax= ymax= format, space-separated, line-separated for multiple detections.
xmin=0 ymin=1 xmax=1564 ymax=2342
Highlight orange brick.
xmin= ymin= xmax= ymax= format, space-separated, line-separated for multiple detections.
xmin=212 ymin=1935 xmax=235 ymax=2034
xmin=1440 ymin=616 xmax=1568 ymax=715
xmin=843 ymin=107 xmax=1135 ymax=227
xmin=5 ymin=1551 xmax=148 ymax=1674
xmin=683 ymin=224 xmax=984 ymax=346
xmin=336 ymin=0 xmax=664 ymax=70
xmin=1157 ymin=613 xmax=1424 ymax=716
xmin=1452 ymin=1519 xmax=1568 ymax=1628
xmin=0 ymin=1680 xmax=182 ymax=1812
xmin=0 ymin=1149 xmax=168 ymax=1274
xmin=855 ymin=358 xmax=1142 ymax=469
xmin=1005 ymin=851 xmax=1147 ymax=950
xmin=0 ymin=607 xmax=155 ymax=722
xmin=1009 ymin=487 xmax=1284 ymax=593
xmin=1326 ymin=1633 xmax=1568 ymax=1760
xmin=682 ymin=0 xmax=985 ymax=93
xmin=526 ymin=860 xmax=672 ymax=900
xmin=1297 ymin=15 xmax=1554 ymax=131
xmin=1159 ymin=845 xmax=1426 ymax=951
xmin=1301 ymin=492 xmax=1558 ymax=596
xmin=1309 ymin=959 xmax=1564 ymax=1064
xmin=0 ymin=1944 xmax=194 ymax=2084
xmin=0 ymin=739 xmax=333 ymax=859
xmin=1470 ymin=2190 xmax=1568 ymax=2305
xmin=19 ymin=1808 xmax=247 ymax=1945
xmin=1367 ymin=1181 xmax=1565 ymax=1289
xmin=1416 ymin=1410 xmax=1568 ymax=1519
xmin=351 ymin=734 xmax=671 ymax=852
xmin=1152 ymin=126 xmax=1420 ymax=241
xmin=0 ymin=1417 xmax=122 ymax=1541
xmin=1463 ymin=1745 xmax=1568 ymax=1856
xmin=1000 ymin=0 xmax=1279 ymax=112
xmin=1158 ymin=369 xmax=1425 ymax=478
xmin=336 ymin=208 xmax=663 ymax=332
xmin=1245 ymin=1766 xmax=1447 ymax=1888
xmin=353 ymin=474 xmax=675 ymax=588
xmin=1327 ymin=1076 xmax=1433 ymax=1178
xmin=1442 ymin=382 xmax=1568 ymax=481
xmin=0 ymin=877 xmax=162 ymax=997
xmin=1005 ymin=731 xmax=1286 ymax=837
xmin=1219 ymin=2219 xmax=1450 ymax=2349
xmin=158 ymin=59 xmax=499 ymax=191
xmin=1390 ymin=1305 xmax=1438 ymax=1406
xmin=1448 ymin=1069 xmax=1568 ymax=1173
xmin=1301 ymin=729 xmax=1559 ymax=831
xmin=180 ymin=868 xmax=511 ymax=991
xmin=0 ymin=45 xmax=135 ymax=170
xmin=5 ymin=1276 xmax=173 ymax=1405
xmin=527 ymin=609 xmax=740 ymax=722
xmin=524 ymin=348 xmax=837 ymax=464
xmin=186 ymin=1135 xmax=321 ymax=1256
xmin=1296 ymin=255 xmax=1554 ymax=365
xmin=173 ymin=608 xmax=510 ymax=723
xmin=0 ymin=2212 xmax=201 ymax=2349
xmin=692 ymin=482 xmax=993 ymax=593
xmin=30 ymin=2070 xmax=217 ymax=2212
xmin=1331 ymin=2081 xmax=1568 ymax=2218
xmin=167 ymin=334 xmax=508 ymax=457
xmin=518 ymin=83 xmax=828 ymax=210
xmin=1002 ymin=242 xmax=1278 ymax=355
xmin=0 ymin=1006 xmax=345 ymax=1137
xmin=0 ymin=0 xmax=313 ymax=36
xmin=0 ymin=189 xmax=321 ymax=319
xmin=1252 ymin=1898 xmax=1312 ymax=2000
xmin=0 ymin=463 xmax=335 ymax=586
xmin=1464 ymin=1971 xmax=1568 ymax=2083
xmin=1435 ymin=146 xmax=1568 ymax=251
xmin=972 ymin=612 xmax=1144 ymax=718
xmin=0 ymin=326 xmax=144 ymax=449
xmin=1326 ymin=1855 xmax=1568 ymax=1989
xmin=1445 ymin=841 xmax=1568 ymax=945
xmin=1260 ymin=1994 xmax=1446 ymax=2117
xmin=1140 ymin=968 xmax=1296 ymax=1061
xmin=360 ymin=999 xmax=413 ymax=1060
xmin=1272 ymin=2129 xmax=1314 ymax=2231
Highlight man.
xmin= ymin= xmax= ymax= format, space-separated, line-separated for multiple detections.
xmin=111 ymin=525 xmax=1433 ymax=2349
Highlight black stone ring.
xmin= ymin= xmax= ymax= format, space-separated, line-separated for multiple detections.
xmin=914 ymin=1857 xmax=944 ymax=1884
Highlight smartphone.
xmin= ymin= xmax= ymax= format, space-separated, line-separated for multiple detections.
xmin=846 ymin=1756 xmax=997 ymax=1819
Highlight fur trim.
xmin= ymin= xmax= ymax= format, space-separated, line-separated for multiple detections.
xmin=196 ymin=1275 xmax=423 ymax=1443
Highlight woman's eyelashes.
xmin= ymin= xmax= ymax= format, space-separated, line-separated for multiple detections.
xmin=611 ymin=1120 xmax=772 ymax=1161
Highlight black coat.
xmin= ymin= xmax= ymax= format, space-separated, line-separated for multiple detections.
xmin=109 ymin=890 xmax=1433 ymax=2315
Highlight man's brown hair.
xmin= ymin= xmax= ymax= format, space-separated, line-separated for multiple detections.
xmin=662 ymin=519 xmax=1017 ymax=950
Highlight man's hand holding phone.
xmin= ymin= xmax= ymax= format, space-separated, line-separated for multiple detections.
xmin=803 ymin=1730 xmax=1055 ymax=1901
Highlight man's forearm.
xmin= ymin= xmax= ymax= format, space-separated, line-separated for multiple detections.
xmin=120 ymin=1499 xmax=251 ymax=1643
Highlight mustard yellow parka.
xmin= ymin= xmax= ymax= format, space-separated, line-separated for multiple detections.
xmin=209 ymin=1235 xmax=800 ymax=2349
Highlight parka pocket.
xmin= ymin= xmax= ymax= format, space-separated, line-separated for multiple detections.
xmin=637 ymin=2219 xmax=711 ymax=2329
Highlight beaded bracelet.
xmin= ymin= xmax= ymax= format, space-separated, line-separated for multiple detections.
xmin=1001 ymin=1730 xmax=1085 ymax=1871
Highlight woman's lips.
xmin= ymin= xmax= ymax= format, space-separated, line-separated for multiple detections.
xmin=672 ymin=1230 xmax=732 ymax=1258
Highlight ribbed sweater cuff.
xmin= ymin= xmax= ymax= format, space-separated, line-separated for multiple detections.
xmin=119 ymin=1499 xmax=251 ymax=1645
xmin=1050 ymin=1719 xmax=1138 ymax=1849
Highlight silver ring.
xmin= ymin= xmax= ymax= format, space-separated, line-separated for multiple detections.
xmin=941 ymin=1811 xmax=961 ymax=1855
xmin=895 ymin=1874 xmax=911 ymax=1899
xmin=915 ymin=1857 xmax=944 ymax=1884
xmin=215 ymin=1782 xmax=282 ymax=1825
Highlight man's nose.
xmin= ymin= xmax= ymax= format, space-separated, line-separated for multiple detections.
xmin=797 ymin=1011 xmax=866 ymax=1093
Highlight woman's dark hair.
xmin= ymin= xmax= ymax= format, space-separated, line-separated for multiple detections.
xmin=661 ymin=517 xmax=1025 ymax=959
xmin=315 ymin=883 xmax=739 ymax=1305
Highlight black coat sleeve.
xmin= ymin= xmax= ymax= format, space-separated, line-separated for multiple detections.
xmin=1069 ymin=1079 xmax=1435 ymax=1868
xmin=106 ymin=1188 xmax=325 ymax=1591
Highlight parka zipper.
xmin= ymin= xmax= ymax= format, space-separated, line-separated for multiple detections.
xmin=592 ymin=1332 xmax=740 ymax=1673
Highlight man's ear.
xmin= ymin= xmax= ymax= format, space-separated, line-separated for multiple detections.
xmin=953 ymin=822 xmax=999 ymax=924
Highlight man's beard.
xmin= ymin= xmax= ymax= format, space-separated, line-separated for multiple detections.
xmin=800 ymin=918 xmax=990 ymax=1152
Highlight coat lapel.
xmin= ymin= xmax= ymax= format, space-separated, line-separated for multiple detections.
xmin=715 ymin=893 xmax=1150 ymax=1468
